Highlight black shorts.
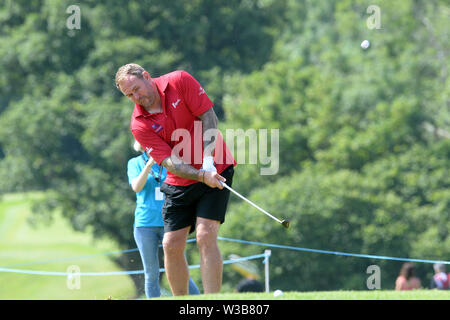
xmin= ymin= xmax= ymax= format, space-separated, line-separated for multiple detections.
xmin=160 ymin=165 xmax=234 ymax=234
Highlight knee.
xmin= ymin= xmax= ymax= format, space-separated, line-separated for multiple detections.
xmin=196 ymin=228 xmax=217 ymax=250
xmin=162 ymin=234 xmax=185 ymax=256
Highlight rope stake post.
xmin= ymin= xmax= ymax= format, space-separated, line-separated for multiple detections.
xmin=264 ymin=249 xmax=271 ymax=293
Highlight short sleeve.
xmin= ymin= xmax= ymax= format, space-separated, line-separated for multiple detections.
xmin=132 ymin=129 xmax=172 ymax=165
xmin=127 ymin=158 xmax=141 ymax=185
xmin=179 ymin=71 xmax=214 ymax=117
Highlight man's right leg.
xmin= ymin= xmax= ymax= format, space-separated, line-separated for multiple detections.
xmin=162 ymin=226 xmax=191 ymax=296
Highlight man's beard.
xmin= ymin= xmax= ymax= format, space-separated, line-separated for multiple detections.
xmin=139 ymin=95 xmax=153 ymax=107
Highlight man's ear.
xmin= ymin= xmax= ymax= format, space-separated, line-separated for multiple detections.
xmin=142 ymin=71 xmax=151 ymax=80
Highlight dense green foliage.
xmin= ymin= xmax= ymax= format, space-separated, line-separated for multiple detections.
xmin=0 ymin=0 xmax=448 ymax=295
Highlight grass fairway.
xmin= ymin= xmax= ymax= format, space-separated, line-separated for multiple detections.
xmin=156 ymin=290 xmax=450 ymax=300
xmin=0 ymin=192 xmax=136 ymax=300
xmin=2 ymin=193 xmax=449 ymax=301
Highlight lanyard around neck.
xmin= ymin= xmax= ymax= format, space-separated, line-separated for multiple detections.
xmin=150 ymin=165 xmax=163 ymax=184
xmin=142 ymin=153 xmax=163 ymax=184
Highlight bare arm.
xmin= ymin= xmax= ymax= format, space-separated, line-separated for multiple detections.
xmin=161 ymin=156 xmax=203 ymax=182
xmin=130 ymin=158 xmax=155 ymax=193
xmin=161 ymin=155 xmax=225 ymax=189
xmin=197 ymin=108 xmax=218 ymax=157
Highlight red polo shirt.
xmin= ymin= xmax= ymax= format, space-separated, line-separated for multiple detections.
xmin=131 ymin=70 xmax=236 ymax=186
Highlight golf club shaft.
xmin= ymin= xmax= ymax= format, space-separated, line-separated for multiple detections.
xmin=220 ymin=182 xmax=283 ymax=224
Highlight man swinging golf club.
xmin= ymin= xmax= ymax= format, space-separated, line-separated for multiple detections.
xmin=115 ymin=64 xmax=236 ymax=295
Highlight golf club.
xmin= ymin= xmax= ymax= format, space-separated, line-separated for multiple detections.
xmin=220 ymin=181 xmax=290 ymax=229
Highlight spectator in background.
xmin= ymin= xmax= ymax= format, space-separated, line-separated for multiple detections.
xmin=395 ymin=263 xmax=421 ymax=290
xmin=128 ymin=140 xmax=200 ymax=298
xmin=430 ymin=263 xmax=449 ymax=290
xmin=235 ymin=278 xmax=264 ymax=293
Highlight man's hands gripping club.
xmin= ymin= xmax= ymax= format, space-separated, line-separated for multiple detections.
xmin=201 ymin=155 xmax=226 ymax=189
xmin=197 ymin=108 xmax=225 ymax=189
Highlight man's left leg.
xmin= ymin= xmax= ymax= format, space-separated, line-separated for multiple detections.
xmin=195 ymin=217 xmax=222 ymax=294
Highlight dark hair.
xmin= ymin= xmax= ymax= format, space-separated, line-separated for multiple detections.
xmin=236 ymin=279 xmax=264 ymax=293
xmin=399 ymin=263 xmax=416 ymax=280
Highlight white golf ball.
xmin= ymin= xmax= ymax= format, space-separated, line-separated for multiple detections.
xmin=273 ymin=289 xmax=283 ymax=297
xmin=361 ymin=40 xmax=370 ymax=50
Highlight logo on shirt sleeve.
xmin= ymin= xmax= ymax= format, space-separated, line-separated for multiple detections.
xmin=151 ymin=124 xmax=163 ymax=133
xmin=145 ymin=147 xmax=153 ymax=155
xmin=198 ymin=87 xmax=206 ymax=96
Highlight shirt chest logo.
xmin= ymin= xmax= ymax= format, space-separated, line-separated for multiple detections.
xmin=171 ymin=98 xmax=181 ymax=109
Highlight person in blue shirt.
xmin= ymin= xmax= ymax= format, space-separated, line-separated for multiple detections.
xmin=128 ymin=141 xmax=200 ymax=298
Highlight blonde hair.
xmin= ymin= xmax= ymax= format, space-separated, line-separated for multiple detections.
xmin=115 ymin=63 xmax=146 ymax=90
xmin=133 ymin=140 xmax=144 ymax=153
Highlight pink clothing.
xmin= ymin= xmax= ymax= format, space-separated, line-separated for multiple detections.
xmin=433 ymin=272 xmax=450 ymax=289
xmin=395 ymin=276 xmax=421 ymax=290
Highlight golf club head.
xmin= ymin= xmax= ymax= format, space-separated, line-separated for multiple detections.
xmin=281 ymin=219 xmax=290 ymax=229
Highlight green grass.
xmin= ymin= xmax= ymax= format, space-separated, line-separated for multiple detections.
xmin=0 ymin=192 xmax=136 ymax=300
xmin=2 ymin=193 xmax=450 ymax=301
xmin=155 ymin=290 xmax=450 ymax=300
